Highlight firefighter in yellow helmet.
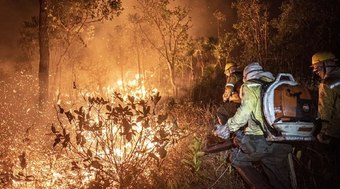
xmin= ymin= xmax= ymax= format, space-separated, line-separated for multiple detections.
xmin=312 ymin=52 xmax=340 ymax=142
xmin=216 ymin=62 xmax=243 ymax=125
xmin=215 ymin=62 xmax=292 ymax=189
xmin=223 ymin=62 xmax=243 ymax=102
xmin=311 ymin=51 xmax=340 ymax=188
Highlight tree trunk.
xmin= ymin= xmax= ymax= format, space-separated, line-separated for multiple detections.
xmin=38 ymin=0 xmax=50 ymax=109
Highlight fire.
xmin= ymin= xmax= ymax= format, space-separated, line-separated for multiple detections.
xmin=6 ymin=72 xmax=179 ymax=189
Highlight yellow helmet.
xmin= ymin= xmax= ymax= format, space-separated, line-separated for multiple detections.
xmin=225 ymin=62 xmax=236 ymax=71
xmin=311 ymin=51 xmax=336 ymax=66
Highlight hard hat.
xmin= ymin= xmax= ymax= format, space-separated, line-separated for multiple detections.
xmin=225 ymin=62 xmax=236 ymax=71
xmin=243 ymin=62 xmax=263 ymax=81
xmin=311 ymin=51 xmax=336 ymax=66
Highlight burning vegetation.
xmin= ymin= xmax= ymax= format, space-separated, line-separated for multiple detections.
xmin=0 ymin=0 xmax=339 ymax=188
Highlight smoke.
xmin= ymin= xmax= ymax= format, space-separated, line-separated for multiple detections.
xmin=182 ymin=0 xmax=234 ymax=37
xmin=0 ymin=0 xmax=38 ymax=52
xmin=0 ymin=0 xmax=234 ymax=96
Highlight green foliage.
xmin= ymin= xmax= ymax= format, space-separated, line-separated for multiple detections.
xmin=181 ymin=137 xmax=205 ymax=173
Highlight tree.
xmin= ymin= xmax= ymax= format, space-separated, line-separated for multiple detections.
xmin=213 ymin=10 xmax=226 ymax=42
xmin=212 ymin=32 xmax=239 ymax=68
xmin=232 ymin=0 xmax=271 ymax=66
xmin=35 ymin=0 xmax=123 ymax=108
xmin=135 ymin=0 xmax=191 ymax=96
xmin=271 ymin=0 xmax=340 ymax=82
xmin=38 ymin=0 xmax=50 ymax=109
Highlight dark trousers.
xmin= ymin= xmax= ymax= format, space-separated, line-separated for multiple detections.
xmin=313 ymin=138 xmax=340 ymax=189
xmin=230 ymin=135 xmax=292 ymax=189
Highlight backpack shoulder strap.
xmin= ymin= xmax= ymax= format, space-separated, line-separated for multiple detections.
xmin=247 ymin=79 xmax=278 ymax=137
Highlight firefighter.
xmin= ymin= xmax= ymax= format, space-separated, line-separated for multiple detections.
xmin=311 ymin=51 xmax=340 ymax=189
xmin=216 ymin=62 xmax=243 ymax=125
xmin=215 ymin=62 xmax=292 ymax=189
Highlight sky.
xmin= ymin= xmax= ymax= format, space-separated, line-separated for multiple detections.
xmin=0 ymin=0 xmax=234 ymax=70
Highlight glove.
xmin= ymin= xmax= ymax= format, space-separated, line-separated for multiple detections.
xmin=214 ymin=124 xmax=230 ymax=140
xmin=229 ymin=93 xmax=241 ymax=103
xmin=222 ymin=90 xmax=232 ymax=102
xmin=222 ymin=94 xmax=229 ymax=102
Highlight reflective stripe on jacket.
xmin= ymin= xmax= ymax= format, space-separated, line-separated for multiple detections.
xmin=319 ymin=76 xmax=340 ymax=137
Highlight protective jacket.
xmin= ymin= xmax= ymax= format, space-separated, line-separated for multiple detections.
xmin=319 ymin=70 xmax=340 ymax=138
xmin=227 ymin=76 xmax=273 ymax=135
xmin=223 ymin=71 xmax=243 ymax=101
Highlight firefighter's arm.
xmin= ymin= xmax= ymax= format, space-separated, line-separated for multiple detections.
xmin=223 ymin=84 xmax=234 ymax=102
xmin=227 ymin=84 xmax=254 ymax=132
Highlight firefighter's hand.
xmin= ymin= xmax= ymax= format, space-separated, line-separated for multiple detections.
xmin=229 ymin=93 xmax=241 ymax=103
xmin=316 ymin=133 xmax=331 ymax=144
xmin=214 ymin=124 xmax=230 ymax=140
xmin=222 ymin=91 xmax=231 ymax=102
xmin=222 ymin=94 xmax=229 ymax=102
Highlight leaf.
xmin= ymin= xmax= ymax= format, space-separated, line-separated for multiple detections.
xmin=53 ymin=136 xmax=61 ymax=148
xmin=143 ymin=105 xmax=150 ymax=117
xmin=57 ymin=104 xmax=64 ymax=113
xmin=114 ymin=92 xmax=124 ymax=102
xmin=158 ymin=146 xmax=167 ymax=159
xmin=157 ymin=113 xmax=168 ymax=124
xmin=126 ymin=132 xmax=133 ymax=142
xmin=88 ymin=97 xmax=94 ymax=104
xmin=122 ymin=118 xmax=132 ymax=133
xmin=51 ymin=124 xmax=57 ymax=133
xmin=87 ymin=149 xmax=93 ymax=157
xmin=148 ymin=152 xmax=159 ymax=161
xmin=152 ymin=136 xmax=162 ymax=144
xmin=106 ymin=105 xmax=112 ymax=112
xmin=128 ymin=95 xmax=135 ymax=104
xmin=151 ymin=92 xmax=161 ymax=105
xmin=159 ymin=129 xmax=168 ymax=139
xmin=62 ymin=133 xmax=70 ymax=147
xmin=65 ymin=111 xmax=75 ymax=123
xmin=196 ymin=151 xmax=205 ymax=157
xmin=136 ymin=116 xmax=144 ymax=123
xmin=142 ymin=118 xmax=150 ymax=128
xmin=90 ymin=160 xmax=103 ymax=169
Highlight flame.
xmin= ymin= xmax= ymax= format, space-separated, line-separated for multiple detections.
xmin=13 ymin=73 xmax=168 ymax=188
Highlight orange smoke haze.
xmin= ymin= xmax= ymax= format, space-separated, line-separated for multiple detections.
xmin=0 ymin=0 xmax=234 ymax=99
